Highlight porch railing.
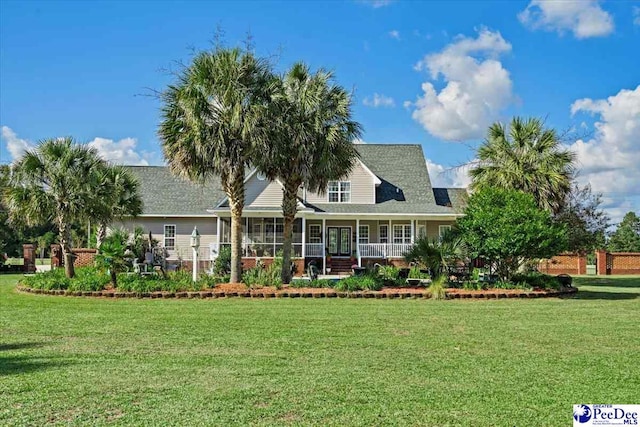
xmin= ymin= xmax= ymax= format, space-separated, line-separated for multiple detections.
xmin=358 ymin=243 xmax=413 ymax=259
xmin=305 ymin=243 xmax=324 ymax=257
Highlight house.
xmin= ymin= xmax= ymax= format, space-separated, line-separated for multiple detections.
xmin=118 ymin=144 xmax=467 ymax=274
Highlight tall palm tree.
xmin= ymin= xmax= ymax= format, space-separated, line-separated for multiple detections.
xmin=91 ymin=164 xmax=143 ymax=249
xmin=3 ymin=138 xmax=106 ymax=278
xmin=469 ymin=117 xmax=575 ymax=214
xmin=257 ymin=63 xmax=361 ymax=284
xmin=158 ymin=47 xmax=272 ymax=283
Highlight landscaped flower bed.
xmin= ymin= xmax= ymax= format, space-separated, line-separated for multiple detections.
xmin=18 ymin=266 xmax=577 ymax=299
xmin=16 ymin=281 xmax=577 ymax=299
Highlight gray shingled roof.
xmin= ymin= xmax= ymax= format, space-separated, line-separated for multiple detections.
xmin=433 ymin=187 xmax=468 ymax=213
xmin=127 ymin=145 xmax=467 ymax=216
xmin=125 ymin=166 xmax=224 ymax=215
xmin=305 ymin=144 xmax=465 ymax=215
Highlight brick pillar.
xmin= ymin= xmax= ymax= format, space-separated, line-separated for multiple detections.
xmin=51 ymin=244 xmax=62 ymax=268
xmin=578 ymin=254 xmax=587 ymax=275
xmin=23 ymin=243 xmax=37 ymax=273
xmin=596 ymin=249 xmax=608 ymax=276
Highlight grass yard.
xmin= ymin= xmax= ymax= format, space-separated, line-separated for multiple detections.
xmin=1 ymin=274 xmax=639 ymax=426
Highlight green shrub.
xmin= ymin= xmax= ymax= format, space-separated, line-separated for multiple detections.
xmin=242 ymin=259 xmax=282 ymax=289
xmin=197 ymin=273 xmax=228 ymax=289
xmin=379 ymin=265 xmax=399 ymax=281
xmin=334 ymin=275 xmax=383 ymax=292
xmin=22 ymin=268 xmax=71 ymax=290
xmin=68 ymin=267 xmax=110 ymax=291
xmin=408 ymin=266 xmax=430 ymax=280
xmin=290 ymin=278 xmax=335 ymax=289
xmin=428 ymin=275 xmax=447 ymax=300
xmin=510 ymin=272 xmax=560 ymax=290
xmin=463 ymin=281 xmax=483 ymax=291
xmin=214 ymin=246 xmax=231 ymax=275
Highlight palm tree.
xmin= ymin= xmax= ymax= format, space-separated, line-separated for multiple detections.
xmin=469 ymin=117 xmax=575 ymax=214
xmin=256 ymin=63 xmax=361 ymax=283
xmin=158 ymin=47 xmax=273 ymax=283
xmin=92 ymin=164 xmax=143 ymax=249
xmin=3 ymin=138 xmax=105 ymax=278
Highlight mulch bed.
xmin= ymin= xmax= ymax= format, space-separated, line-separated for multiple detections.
xmin=16 ymin=283 xmax=578 ymax=300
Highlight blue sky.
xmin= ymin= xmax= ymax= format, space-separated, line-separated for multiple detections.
xmin=1 ymin=0 xmax=639 ymax=223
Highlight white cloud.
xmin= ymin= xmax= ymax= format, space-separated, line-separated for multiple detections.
xmin=388 ymin=30 xmax=400 ymax=40
xmin=519 ymin=0 xmax=614 ymax=39
xmin=1 ymin=126 xmax=35 ymax=161
xmin=407 ymin=28 xmax=514 ymax=141
xmin=87 ymin=137 xmax=149 ymax=165
xmin=358 ymin=0 xmax=394 ymax=8
xmin=353 ymin=138 xmax=367 ymax=144
xmin=568 ymin=86 xmax=640 ymax=224
xmin=426 ymin=158 xmax=473 ymax=188
xmin=0 ymin=126 xmax=151 ymax=166
xmin=363 ymin=93 xmax=396 ymax=108
xmin=633 ymin=6 xmax=640 ymax=26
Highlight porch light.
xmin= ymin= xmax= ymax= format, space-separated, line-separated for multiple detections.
xmin=190 ymin=226 xmax=201 ymax=282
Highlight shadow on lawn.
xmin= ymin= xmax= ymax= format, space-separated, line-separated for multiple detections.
xmin=565 ymin=289 xmax=639 ymax=300
xmin=0 ymin=342 xmax=72 ymax=376
xmin=0 ymin=342 xmax=46 ymax=352
xmin=0 ymin=355 xmax=73 ymax=376
xmin=573 ymin=277 xmax=640 ymax=289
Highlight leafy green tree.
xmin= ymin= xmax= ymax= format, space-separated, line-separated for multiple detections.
xmin=159 ymin=47 xmax=272 ymax=283
xmin=554 ymin=183 xmax=609 ymax=254
xmin=91 ymin=165 xmax=143 ymax=249
xmin=457 ymin=188 xmax=567 ymax=281
xmin=256 ymin=63 xmax=361 ymax=283
xmin=608 ymin=212 xmax=640 ymax=252
xmin=4 ymin=138 xmax=105 ymax=278
xmin=470 ymin=117 xmax=575 ymax=214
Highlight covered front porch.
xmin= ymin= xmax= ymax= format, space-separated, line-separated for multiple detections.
xmin=211 ymin=214 xmax=457 ymax=274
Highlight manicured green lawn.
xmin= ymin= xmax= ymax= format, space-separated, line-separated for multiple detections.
xmin=1 ymin=274 xmax=638 ymax=426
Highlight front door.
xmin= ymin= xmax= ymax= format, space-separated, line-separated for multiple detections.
xmin=327 ymin=227 xmax=351 ymax=256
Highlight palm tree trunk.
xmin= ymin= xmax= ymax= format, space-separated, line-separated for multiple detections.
xmin=58 ymin=218 xmax=75 ymax=279
xmin=281 ymin=181 xmax=299 ymax=284
xmin=227 ymin=169 xmax=245 ymax=283
xmin=96 ymin=223 xmax=107 ymax=250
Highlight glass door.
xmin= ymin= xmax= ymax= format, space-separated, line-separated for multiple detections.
xmin=327 ymin=227 xmax=351 ymax=256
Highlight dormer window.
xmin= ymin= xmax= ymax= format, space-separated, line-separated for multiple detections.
xmin=328 ymin=181 xmax=351 ymax=203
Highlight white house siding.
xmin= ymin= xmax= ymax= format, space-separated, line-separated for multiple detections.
xmin=423 ymin=220 xmax=456 ymax=240
xmin=245 ymin=175 xmax=283 ymax=207
xmin=304 ymin=161 xmax=375 ymax=204
xmin=117 ymin=217 xmax=217 ymax=260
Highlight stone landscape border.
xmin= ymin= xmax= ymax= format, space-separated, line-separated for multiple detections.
xmin=16 ymin=285 xmax=578 ymax=300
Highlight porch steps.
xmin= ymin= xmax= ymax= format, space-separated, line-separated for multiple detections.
xmin=328 ymin=258 xmax=355 ymax=274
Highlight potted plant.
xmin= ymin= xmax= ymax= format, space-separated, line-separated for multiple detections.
xmin=325 ymin=248 xmax=332 ymax=273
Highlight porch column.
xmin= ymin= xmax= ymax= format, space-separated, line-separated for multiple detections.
xmin=356 ymin=218 xmax=361 ymax=267
xmin=301 ymin=217 xmax=306 ymax=258
xmin=322 ymin=218 xmax=326 ymax=274
xmin=245 ymin=217 xmax=249 ymax=257
xmin=411 ymin=219 xmax=415 ymax=244
xmin=215 ymin=215 xmax=221 ymax=256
